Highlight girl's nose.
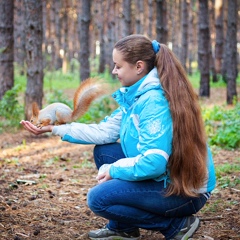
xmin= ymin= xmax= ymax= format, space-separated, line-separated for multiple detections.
xmin=112 ymin=67 xmax=117 ymax=75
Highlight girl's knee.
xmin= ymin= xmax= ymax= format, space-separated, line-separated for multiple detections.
xmin=87 ymin=185 xmax=103 ymax=212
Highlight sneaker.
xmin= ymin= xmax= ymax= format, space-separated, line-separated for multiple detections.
xmin=88 ymin=226 xmax=140 ymax=240
xmin=171 ymin=216 xmax=200 ymax=240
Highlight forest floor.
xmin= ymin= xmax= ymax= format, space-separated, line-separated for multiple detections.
xmin=0 ymin=87 xmax=239 ymax=240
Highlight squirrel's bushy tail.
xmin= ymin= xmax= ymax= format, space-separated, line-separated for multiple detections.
xmin=71 ymin=78 xmax=107 ymax=121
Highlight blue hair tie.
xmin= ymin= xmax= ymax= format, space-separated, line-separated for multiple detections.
xmin=152 ymin=40 xmax=160 ymax=53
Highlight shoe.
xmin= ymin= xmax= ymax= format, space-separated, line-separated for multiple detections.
xmin=171 ymin=216 xmax=200 ymax=240
xmin=88 ymin=226 xmax=140 ymax=239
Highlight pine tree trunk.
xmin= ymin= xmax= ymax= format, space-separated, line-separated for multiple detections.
xmin=198 ymin=0 xmax=210 ymax=97
xmin=78 ymin=0 xmax=91 ymax=81
xmin=214 ymin=0 xmax=224 ymax=75
xmin=156 ymin=0 xmax=168 ymax=44
xmin=188 ymin=0 xmax=196 ymax=76
xmin=96 ymin=0 xmax=106 ymax=74
xmin=225 ymin=0 xmax=238 ymax=104
xmin=147 ymin=0 xmax=154 ymax=38
xmin=180 ymin=0 xmax=189 ymax=71
xmin=14 ymin=0 xmax=26 ymax=75
xmin=54 ymin=1 xmax=62 ymax=70
xmin=135 ymin=0 xmax=144 ymax=34
xmin=170 ymin=0 xmax=180 ymax=58
xmin=24 ymin=0 xmax=44 ymax=120
xmin=106 ymin=0 xmax=116 ymax=73
xmin=62 ymin=0 xmax=69 ymax=74
xmin=0 ymin=0 xmax=14 ymax=100
xmin=209 ymin=0 xmax=217 ymax=82
xmin=122 ymin=0 xmax=132 ymax=37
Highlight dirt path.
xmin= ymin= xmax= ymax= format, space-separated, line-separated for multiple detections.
xmin=0 ymin=130 xmax=239 ymax=240
xmin=0 ymin=87 xmax=239 ymax=239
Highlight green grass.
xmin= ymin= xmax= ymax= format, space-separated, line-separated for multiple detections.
xmin=188 ymin=71 xmax=240 ymax=89
xmin=215 ymin=161 xmax=240 ymax=189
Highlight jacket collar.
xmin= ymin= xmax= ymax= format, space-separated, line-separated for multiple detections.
xmin=112 ymin=68 xmax=160 ymax=108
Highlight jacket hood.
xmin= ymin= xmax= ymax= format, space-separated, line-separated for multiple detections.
xmin=137 ymin=67 xmax=160 ymax=95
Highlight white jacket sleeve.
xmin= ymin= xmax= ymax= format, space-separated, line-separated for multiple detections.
xmin=52 ymin=108 xmax=122 ymax=145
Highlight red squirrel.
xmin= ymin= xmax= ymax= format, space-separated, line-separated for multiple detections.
xmin=30 ymin=78 xmax=107 ymax=128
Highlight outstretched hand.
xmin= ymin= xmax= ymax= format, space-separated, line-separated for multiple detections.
xmin=20 ymin=120 xmax=53 ymax=135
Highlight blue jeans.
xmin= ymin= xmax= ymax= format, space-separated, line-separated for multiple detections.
xmin=87 ymin=143 xmax=209 ymax=239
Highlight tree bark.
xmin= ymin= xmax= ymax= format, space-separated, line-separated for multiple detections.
xmin=209 ymin=0 xmax=217 ymax=82
xmin=214 ymin=0 xmax=224 ymax=75
xmin=61 ymin=0 xmax=69 ymax=74
xmin=95 ymin=0 xmax=106 ymax=74
xmin=14 ymin=0 xmax=26 ymax=75
xmin=225 ymin=0 xmax=238 ymax=104
xmin=135 ymin=0 xmax=144 ymax=34
xmin=156 ymin=0 xmax=168 ymax=44
xmin=198 ymin=0 xmax=210 ymax=97
xmin=106 ymin=0 xmax=116 ymax=73
xmin=147 ymin=0 xmax=154 ymax=38
xmin=170 ymin=0 xmax=180 ymax=58
xmin=180 ymin=0 xmax=189 ymax=71
xmin=24 ymin=0 xmax=44 ymax=120
xmin=0 ymin=0 xmax=14 ymax=100
xmin=122 ymin=0 xmax=132 ymax=37
xmin=78 ymin=0 xmax=91 ymax=81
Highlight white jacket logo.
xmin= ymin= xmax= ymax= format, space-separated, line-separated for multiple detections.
xmin=147 ymin=119 xmax=165 ymax=136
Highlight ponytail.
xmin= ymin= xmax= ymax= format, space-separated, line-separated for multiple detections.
xmin=155 ymin=44 xmax=207 ymax=197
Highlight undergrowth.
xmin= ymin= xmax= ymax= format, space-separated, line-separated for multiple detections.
xmin=203 ymin=103 xmax=240 ymax=149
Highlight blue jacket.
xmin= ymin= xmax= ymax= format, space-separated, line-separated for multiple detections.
xmin=52 ymin=68 xmax=216 ymax=194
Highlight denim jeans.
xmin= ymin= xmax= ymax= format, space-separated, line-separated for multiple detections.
xmin=87 ymin=143 xmax=208 ymax=239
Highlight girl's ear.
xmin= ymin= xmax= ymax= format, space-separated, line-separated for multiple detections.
xmin=136 ymin=60 xmax=145 ymax=75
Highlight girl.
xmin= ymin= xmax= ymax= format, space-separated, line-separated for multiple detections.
xmin=21 ymin=34 xmax=216 ymax=240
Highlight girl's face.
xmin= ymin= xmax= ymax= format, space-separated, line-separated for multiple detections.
xmin=112 ymin=49 xmax=144 ymax=87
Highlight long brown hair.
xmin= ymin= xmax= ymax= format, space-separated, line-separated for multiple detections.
xmin=115 ymin=35 xmax=207 ymax=197
xmin=155 ymin=44 xmax=207 ymax=197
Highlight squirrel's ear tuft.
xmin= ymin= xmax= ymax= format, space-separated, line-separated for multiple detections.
xmin=32 ymin=102 xmax=40 ymax=116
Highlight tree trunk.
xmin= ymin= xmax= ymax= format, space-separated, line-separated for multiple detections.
xmin=0 ymin=0 xmax=14 ymax=100
xmin=180 ymin=0 xmax=189 ymax=71
xmin=106 ymin=0 xmax=116 ymax=73
xmin=156 ymin=0 xmax=168 ymax=44
xmin=14 ymin=0 xmax=26 ymax=75
xmin=78 ymin=0 xmax=91 ymax=81
xmin=122 ymin=0 xmax=132 ymax=37
xmin=135 ymin=0 xmax=144 ymax=34
xmin=214 ymin=0 xmax=224 ymax=75
xmin=198 ymin=0 xmax=210 ymax=97
xmin=24 ymin=0 xmax=44 ymax=120
xmin=95 ymin=0 xmax=106 ymax=74
xmin=225 ymin=0 xmax=238 ymax=104
xmin=188 ymin=0 xmax=196 ymax=76
xmin=62 ymin=0 xmax=69 ymax=74
xmin=209 ymin=0 xmax=217 ymax=82
xmin=221 ymin=1 xmax=229 ymax=81
xmin=54 ymin=1 xmax=62 ymax=70
xmin=170 ymin=0 xmax=180 ymax=58
xmin=147 ymin=0 xmax=154 ymax=38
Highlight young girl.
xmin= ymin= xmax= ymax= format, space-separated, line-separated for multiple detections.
xmin=21 ymin=34 xmax=216 ymax=240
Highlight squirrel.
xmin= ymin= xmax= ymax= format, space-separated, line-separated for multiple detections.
xmin=30 ymin=78 xmax=107 ymax=128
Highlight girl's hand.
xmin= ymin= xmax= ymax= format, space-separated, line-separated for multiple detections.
xmin=96 ymin=170 xmax=112 ymax=184
xmin=20 ymin=120 xmax=53 ymax=135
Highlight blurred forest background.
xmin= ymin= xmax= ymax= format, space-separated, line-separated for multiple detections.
xmin=0 ymin=1 xmax=240 ymax=239
xmin=0 ymin=0 xmax=239 ymax=123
